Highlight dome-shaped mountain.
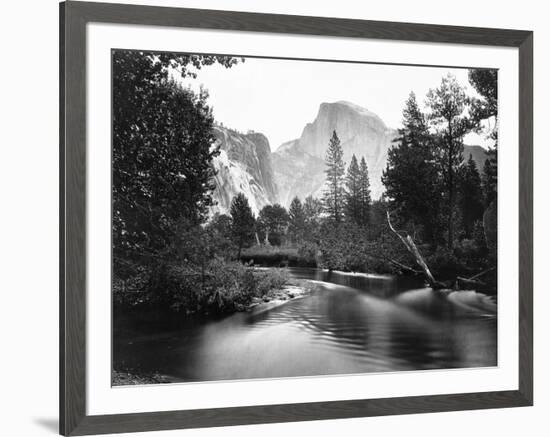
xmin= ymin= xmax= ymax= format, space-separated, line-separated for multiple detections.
xmin=273 ymin=101 xmax=398 ymax=206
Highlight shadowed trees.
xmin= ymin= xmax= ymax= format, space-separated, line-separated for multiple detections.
xmin=112 ymin=50 xmax=241 ymax=280
xmin=458 ymin=154 xmax=484 ymax=238
xmin=230 ymin=193 xmax=256 ymax=258
xmin=358 ymin=157 xmax=372 ymax=226
xmin=345 ymin=155 xmax=362 ymax=224
xmin=288 ymin=197 xmax=306 ymax=244
xmin=257 ymin=204 xmax=290 ymax=246
xmin=469 ymin=69 xmax=498 ymax=206
xmin=426 ymin=74 xmax=473 ymax=249
xmin=382 ymin=92 xmax=441 ymax=245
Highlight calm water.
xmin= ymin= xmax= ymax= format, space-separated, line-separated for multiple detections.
xmin=113 ymin=267 xmax=497 ymax=382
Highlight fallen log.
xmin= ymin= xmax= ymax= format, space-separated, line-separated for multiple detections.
xmin=456 ymin=276 xmax=486 ymax=289
xmin=468 ymin=267 xmax=496 ymax=281
xmin=386 ymin=211 xmax=446 ymax=289
xmin=454 ymin=267 xmax=495 ymax=290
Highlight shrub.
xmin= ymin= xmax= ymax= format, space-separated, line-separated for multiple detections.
xmin=296 ymin=241 xmax=319 ymax=266
xmin=114 ymin=257 xmax=290 ymax=315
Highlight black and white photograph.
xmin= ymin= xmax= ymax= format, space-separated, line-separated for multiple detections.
xmin=112 ymin=49 xmax=498 ymax=385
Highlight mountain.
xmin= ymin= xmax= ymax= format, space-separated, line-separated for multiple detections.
xmin=210 ymin=126 xmax=278 ymax=216
xmin=271 ymin=140 xmax=326 ymax=207
xmin=463 ymin=145 xmax=489 ymax=171
xmin=272 ymin=101 xmax=398 ymax=207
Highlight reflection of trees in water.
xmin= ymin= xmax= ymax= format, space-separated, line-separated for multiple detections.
xmin=245 ymin=281 xmax=495 ymax=372
xmin=245 ymin=286 xmax=458 ymax=371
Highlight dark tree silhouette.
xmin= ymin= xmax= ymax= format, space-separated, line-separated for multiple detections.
xmin=112 ymin=50 xmax=241 ymax=270
xmin=482 ymin=158 xmax=497 ymax=207
xmin=358 ymin=157 xmax=372 ymax=226
xmin=230 ymin=193 xmax=256 ymax=258
xmin=458 ymin=155 xmax=484 ymax=238
xmin=345 ymin=155 xmax=362 ymax=225
xmin=382 ymin=92 xmax=441 ymax=244
xmin=288 ymin=197 xmax=306 ymax=244
xmin=257 ymin=204 xmax=289 ymax=246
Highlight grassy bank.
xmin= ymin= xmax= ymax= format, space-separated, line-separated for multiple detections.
xmin=241 ymin=245 xmax=316 ymax=267
xmin=114 ymin=260 xmax=297 ymax=316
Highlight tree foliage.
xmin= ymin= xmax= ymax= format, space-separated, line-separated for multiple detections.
xmin=457 ymin=155 xmax=484 ymax=238
xmin=469 ymin=68 xmax=498 ymax=201
xmin=322 ymin=131 xmax=346 ymax=222
xmin=257 ymin=204 xmax=290 ymax=246
xmin=112 ymin=50 xmax=240 ymax=268
xmin=426 ymin=74 xmax=473 ymax=248
xmin=382 ymin=92 xmax=441 ymax=244
xmin=358 ymin=157 xmax=372 ymax=226
xmin=230 ymin=193 xmax=256 ymax=257
xmin=288 ymin=197 xmax=306 ymax=244
xmin=345 ymin=155 xmax=362 ymax=224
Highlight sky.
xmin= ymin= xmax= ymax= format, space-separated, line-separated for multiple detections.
xmin=181 ymin=56 xmax=490 ymax=151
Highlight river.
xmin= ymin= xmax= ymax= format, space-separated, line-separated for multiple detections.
xmin=113 ymin=267 xmax=497 ymax=382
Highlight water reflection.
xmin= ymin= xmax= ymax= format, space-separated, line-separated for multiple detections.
xmin=113 ymin=267 xmax=497 ymax=382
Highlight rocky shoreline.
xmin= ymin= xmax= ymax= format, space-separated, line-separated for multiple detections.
xmin=246 ymin=283 xmax=313 ymax=311
xmin=112 ymin=370 xmax=173 ymax=386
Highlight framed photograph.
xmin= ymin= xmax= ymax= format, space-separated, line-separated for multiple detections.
xmin=60 ymin=1 xmax=533 ymax=435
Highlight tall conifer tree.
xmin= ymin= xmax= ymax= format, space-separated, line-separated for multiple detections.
xmin=345 ymin=155 xmax=362 ymax=224
xmin=230 ymin=193 xmax=255 ymax=258
xmin=382 ymin=92 xmax=440 ymax=243
xmin=322 ymin=131 xmax=346 ymax=223
xmin=358 ymin=157 xmax=372 ymax=226
xmin=288 ymin=197 xmax=306 ymax=244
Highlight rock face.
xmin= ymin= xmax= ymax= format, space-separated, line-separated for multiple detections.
xmin=272 ymin=101 xmax=398 ymax=207
xmin=271 ymin=140 xmax=326 ymax=207
xmin=210 ymin=126 xmax=278 ymax=216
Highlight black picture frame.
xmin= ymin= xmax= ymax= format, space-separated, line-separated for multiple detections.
xmin=59 ymin=1 xmax=533 ymax=435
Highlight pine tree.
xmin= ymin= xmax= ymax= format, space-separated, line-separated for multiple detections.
xmin=230 ymin=193 xmax=255 ymax=258
xmin=322 ymin=130 xmax=346 ymax=223
xmin=344 ymin=155 xmax=362 ymax=224
xmin=358 ymin=157 xmax=372 ymax=226
xmin=427 ymin=75 xmax=473 ymax=249
xmin=382 ymin=92 xmax=440 ymax=244
xmin=458 ymin=154 xmax=484 ymax=238
xmin=288 ymin=197 xmax=306 ymax=244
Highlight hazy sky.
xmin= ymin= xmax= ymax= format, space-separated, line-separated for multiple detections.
xmin=182 ymin=56 xmax=488 ymax=151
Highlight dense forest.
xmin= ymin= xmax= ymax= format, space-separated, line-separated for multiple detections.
xmin=113 ymin=50 xmax=498 ymax=318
